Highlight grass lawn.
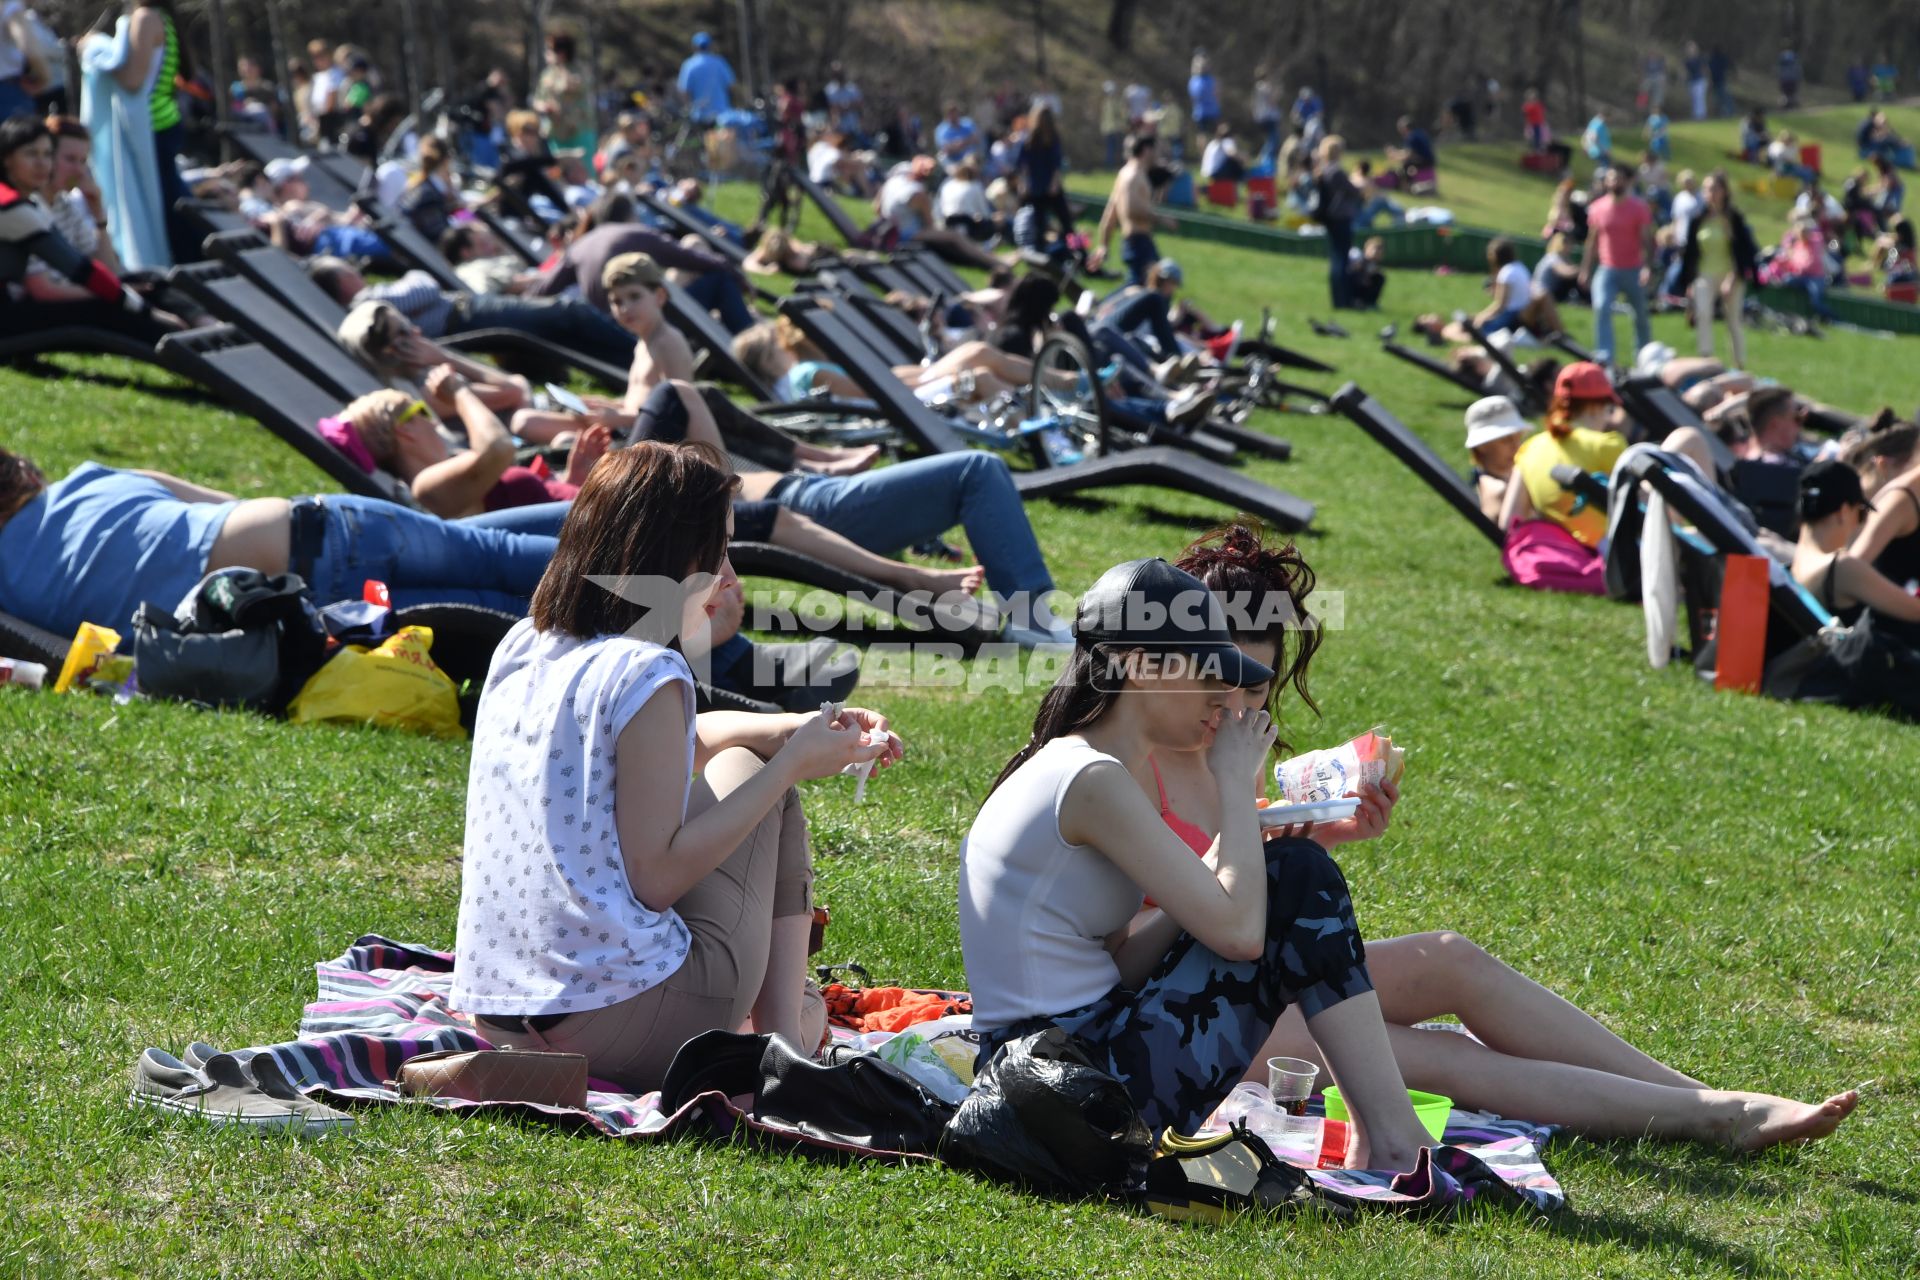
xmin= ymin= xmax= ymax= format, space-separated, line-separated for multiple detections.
xmin=1069 ymin=101 xmax=1920 ymax=255
xmin=1 ymin=187 xmax=1917 ymax=1278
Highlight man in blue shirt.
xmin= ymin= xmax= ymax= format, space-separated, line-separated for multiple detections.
xmin=1187 ymin=55 xmax=1220 ymax=136
xmin=1387 ymin=114 xmax=1435 ymax=183
xmin=934 ymin=103 xmax=979 ymax=165
xmin=677 ymin=31 xmax=735 ymax=123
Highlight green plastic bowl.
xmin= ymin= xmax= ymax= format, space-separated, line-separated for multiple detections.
xmin=1320 ymin=1086 xmax=1453 ymax=1143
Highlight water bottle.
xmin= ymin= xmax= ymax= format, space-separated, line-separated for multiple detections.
xmin=0 ymin=657 xmax=48 ymax=690
xmin=1040 ymin=426 xmax=1084 ymax=467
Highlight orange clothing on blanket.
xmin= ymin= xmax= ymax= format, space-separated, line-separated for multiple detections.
xmin=820 ymin=984 xmax=972 ymax=1032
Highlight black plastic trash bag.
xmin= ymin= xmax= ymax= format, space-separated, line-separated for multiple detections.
xmin=939 ymin=1024 xmax=1151 ymax=1198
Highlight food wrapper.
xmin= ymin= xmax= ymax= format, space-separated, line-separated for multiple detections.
xmin=53 ymin=622 xmax=123 ymax=694
xmin=1273 ymin=728 xmax=1406 ymax=803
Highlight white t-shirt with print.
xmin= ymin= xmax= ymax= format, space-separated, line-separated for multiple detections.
xmin=452 ymin=619 xmax=697 ymax=1017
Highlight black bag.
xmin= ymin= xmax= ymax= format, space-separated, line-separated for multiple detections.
xmin=132 ymin=568 xmax=331 ymax=714
xmin=1766 ymin=610 xmax=1920 ymax=717
xmin=659 ymin=1030 xmax=956 ymax=1156
xmin=938 ymin=1024 xmax=1151 ymax=1199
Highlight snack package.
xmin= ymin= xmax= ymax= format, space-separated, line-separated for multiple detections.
xmin=1273 ymin=728 xmax=1406 ymax=803
xmin=53 ymin=622 xmax=123 ymax=694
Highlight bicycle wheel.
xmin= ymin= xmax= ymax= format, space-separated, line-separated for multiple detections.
xmin=1027 ymin=332 xmax=1109 ymax=463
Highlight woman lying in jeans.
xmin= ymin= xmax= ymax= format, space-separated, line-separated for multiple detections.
xmin=452 ymin=442 xmax=903 ymax=1090
xmin=0 ymin=447 xmax=559 ymax=640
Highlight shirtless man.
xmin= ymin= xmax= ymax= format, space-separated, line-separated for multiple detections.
xmin=1090 ymin=134 xmax=1177 ymax=285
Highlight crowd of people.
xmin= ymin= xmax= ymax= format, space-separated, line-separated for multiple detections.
xmin=0 ymin=9 xmax=1881 ymax=1194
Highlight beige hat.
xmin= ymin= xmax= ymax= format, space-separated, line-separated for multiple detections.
xmin=1464 ymin=395 xmax=1530 ymax=450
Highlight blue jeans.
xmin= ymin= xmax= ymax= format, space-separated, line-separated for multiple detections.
xmin=304 ymin=497 xmax=556 ymax=614
xmin=1120 ymin=232 xmax=1158 ymax=286
xmin=459 ymin=501 xmax=571 ymax=536
xmin=683 ymin=270 xmax=757 ymax=335
xmin=1355 ymin=195 xmax=1405 ymax=229
xmin=0 ymin=78 xmax=33 ymax=121
xmin=1591 ymin=264 xmax=1652 ymax=364
xmin=1325 ymin=218 xmax=1354 ymax=308
xmin=448 ymin=294 xmax=637 ymax=368
xmin=778 ymin=452 xmax=1053 ymax=601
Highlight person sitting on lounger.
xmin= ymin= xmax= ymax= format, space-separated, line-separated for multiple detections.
xmin=451 ymin=441 xmax=902 ymax=1093
xmin=310 ymin=252 xmax=639 ymax=371
xmin=397 ymin=135 xmax=465 ymax=243
xmin=741 ymin=225 xmax=833 ymax=277
xmin=874 ymin=155 xmax=1004 ymax=271
xmin=1792 ymin=458 xmax=1920 ymax=641
xmin=439 ymin=222 xmax=540 ymax=296
xmin=732 ymin=312 xmax=1035 ymax=409
xmin=1499 ymin=362 xmax=1627 ymax=547
xmin=0 ymin=446 xmax=561 ymax=640
xmin=533 ymin=193 xmax=756 ymax=333
xmin=1841 ymin=414 xmax=1920 ymax=595
xmin=1135 ymin=521 xmax=1858 ymax=1149
xmin=335 ymin=296 xmax=551 ymax=427
xmin=244 ymin=155 xmax=394 ymax=268
xmin=1464 ymin=395 xmax=1530 ymax=522
xmin=0 ymin=115 xmax=182 ymax=344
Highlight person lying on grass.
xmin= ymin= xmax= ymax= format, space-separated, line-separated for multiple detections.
xmin=321 ymin=374 xmax=990 ymax=602
xmin=0 ymin=446 xmax=561 ymax=639
xmin=451 ymin=442 xmax=903 ymax=1091
xmin=960 ymin=555 xmax=1436 ymax=1172
xmin=1143 ymin=521 xmax=1858 ymax=1151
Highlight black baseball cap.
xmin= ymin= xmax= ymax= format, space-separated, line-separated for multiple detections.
xmin=1798 ymin=459 xmax=1872 ymax=523
xmin=1074 ymin=557 xmax=1276 ymax=688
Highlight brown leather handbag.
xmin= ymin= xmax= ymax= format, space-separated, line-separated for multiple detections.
xmin=395 ymin=1047 xmax=590 ymax=1110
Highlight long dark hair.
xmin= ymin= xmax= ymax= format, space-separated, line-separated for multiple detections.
xmin=529 ymin=441 xmax=738 ymax=642
xmin=989 ymin=644 xmax=1125 ymax=794
xmin=1174 ymin=521 xmax=1321 ymax=755
xmin=0 ymin=449 xmax=46 ymax=524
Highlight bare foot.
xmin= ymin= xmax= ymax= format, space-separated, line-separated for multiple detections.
xmin=911 ymin=564 xmax=984 ymax=596
xmin=1343 ymin=1132 xmax=1424 ymax=1175
xmin=806 ymin=444 xmax=882 ymax=476
xmin=1725 ymin=1090 xmax=1859 ymax=1151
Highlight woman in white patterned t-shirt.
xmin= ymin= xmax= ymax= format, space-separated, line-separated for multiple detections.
xmin=452 ymin=442 xmax=900 ymax=1091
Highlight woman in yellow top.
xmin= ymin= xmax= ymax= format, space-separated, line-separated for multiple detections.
xmin=1677 ymin=171 xmax=1759 ymax=368
xmin=1500 ymin=362 xmax=1628 ymax=549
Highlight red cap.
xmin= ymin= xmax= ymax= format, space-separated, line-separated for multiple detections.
xmin=1553 ymin=361 xmax=1620 ymax=404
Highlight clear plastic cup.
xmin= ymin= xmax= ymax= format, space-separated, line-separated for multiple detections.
xmin=1266 ymin=1055 xmax=1319 ymax=1116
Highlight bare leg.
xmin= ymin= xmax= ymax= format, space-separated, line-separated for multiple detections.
xmin=1266 ymin=1012 xmax=1855 ymax=1146
xmin=509 ymin=408 xmax=579 ymax=445
xmin=915 ymin=226 xmax=1001 ymax=269
xmin=1253 ymin=931 xmax=1704 ymax=1089
xmin=1660 ymin=426 xmax=1720 ymax=482
xmin=768 ymin=508 xmax=983 ymax=594
xmin=1303 ymin=992 xmax=1430 ymax=1172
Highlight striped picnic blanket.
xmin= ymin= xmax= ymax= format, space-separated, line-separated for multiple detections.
xmin=239 ymin=935 xmax=1565 ymax=1212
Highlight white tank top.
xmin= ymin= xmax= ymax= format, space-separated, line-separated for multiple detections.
xmin=959 ymin=737 xmax=1146 ymax=1030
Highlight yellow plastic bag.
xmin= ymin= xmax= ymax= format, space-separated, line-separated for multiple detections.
xmin=288 ymin=625 xmax=465 ymax=739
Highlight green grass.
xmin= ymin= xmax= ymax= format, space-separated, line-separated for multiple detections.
xmin=1070 ymin=101 xmax=1920 ymax=253
xmin=1 ymin=190 xmax=1918 ymax=1277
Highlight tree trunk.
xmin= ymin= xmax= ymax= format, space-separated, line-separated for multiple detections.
xmin=1106 ymin=0 xmax=1139 ymax=52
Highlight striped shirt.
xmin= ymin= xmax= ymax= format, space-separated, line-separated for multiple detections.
xmin=150 ymin=12 xmax=181 ymax=130
xmin=360 ymin=269 xmax=454 ymax=337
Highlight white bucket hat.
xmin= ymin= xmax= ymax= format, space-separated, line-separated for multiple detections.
xmin=1464 ymin=395 xmax=1530 ymax=450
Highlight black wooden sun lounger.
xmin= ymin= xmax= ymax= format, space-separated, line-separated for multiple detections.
xmin=789 ymin=167 xmax=871 ymax=246
xmin=353 ymin=197 xmax=469 ymax=292
xmin=0 ymin=607 xmax=69 ymax=668
xmin=1611 ymin=447 xmax=1833 ymax=648
xmin=205 ymin=229 xmax=628 ymax=392
xmin=174 ymin=196 xmax=252 ymax=249
xmin=1382 ymin=340 xmax=1490 ymax=399
xmin=1330 ymin=383 xmax=1503 ymax=546
xmin=780 ymin=300 xmax=1315 ymax=531
xmin=167 ymin=261 xmax=390 ymax=403
xmin=0 ymin=325 xmax=176 ymax=370
xmin=1463 ymin=321 xmax=1548 ymax=414
xmin=1614 ymin=374 xmax=1801 ymax=538
xmin=156 ymin=324 xmax=412 ymax=502
xmin=634 ymin=189 xmax=750 ymax=268
xmin=219 ymin=125 xmax=358 ymax=213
